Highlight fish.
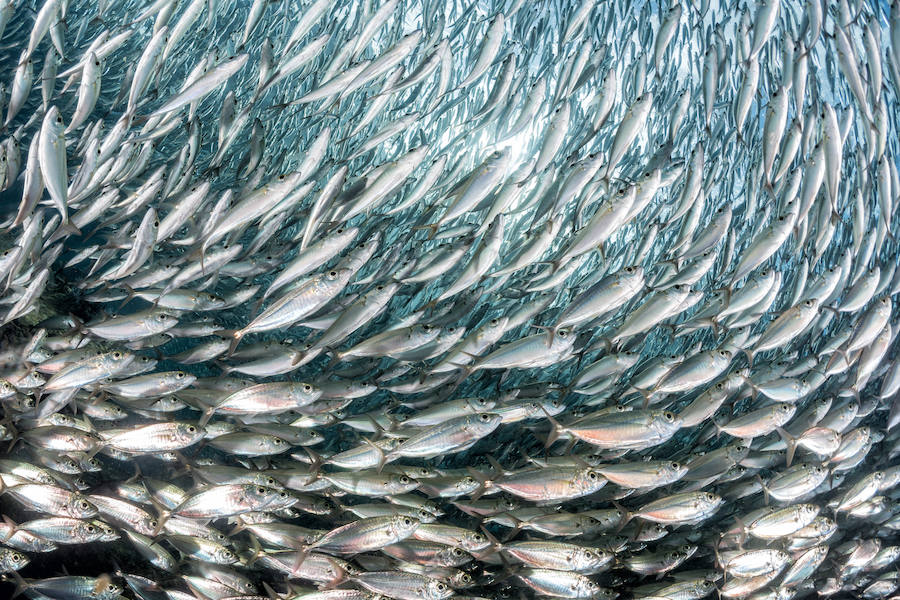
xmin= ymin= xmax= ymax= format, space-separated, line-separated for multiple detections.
xmin=0 ymin=0 xmax=897 ymax=599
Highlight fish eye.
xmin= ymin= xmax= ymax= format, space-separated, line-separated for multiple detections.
xmin=437 ymin=584 xmax=447 ymax=591
xmin=187 ymin=425 xmax=196 ymax=433
xmin=479 ymin=413 xmax=491 ymax=422
xmin=402 ymin=517 xmax=412 ymax=526
xmin=377 ymin=285 xmax=384 ymax=290
xmin=399 ymin=476 xmax=410 ymax=484
xmin=588 ymin=471 xmax=598 ymax=480
xmin=558 ymin=330 xmax=568 ymax=338
xmin=80 ymin=500 xmax=90 ymax=509
xmin=625 ymin=266 xmax=633 ymax=273
xmin=453 ymin=548 xmax=463 ymax=556
xmin=663 ymin=412 xmax=675 ymax=422
xmin=86 ymin=525 xmax=96 ymax=532
xmin=112 ymin=352 xmax=121 ymax=358
xmin=279 ymin=491 xmax=288 ymax=498
xmin=257 ymin=487 xmax=266 ymax=494
xmin=176 ymin=372 xmax=185 ymax=378
xmin=149 ymin=519 xmax=158 ymax=528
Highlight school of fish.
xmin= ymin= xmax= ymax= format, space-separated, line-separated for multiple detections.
xmin=0 ymin=0 xmax=899 ymax=598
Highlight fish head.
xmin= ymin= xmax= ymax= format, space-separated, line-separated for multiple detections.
xmin=414 ymin=508 xmax=438 ymax=523
xmin=700 ymin=491 xmax=724 ymax=511
xmin=93 ymin=520 xmax=119 ymax=541
xmin=576 ymin=468 xmax=605 ymax=492
xmin=0 ymin=549 xmax=29 ymax=571
xmin=389 ymin=514 xmax=421 ymax=538
xmin=67 ymin=493 xmax=98 ymax=518
xmin=386 ymin=472 xmax=418 ymax=493
xmin=653 ymin=409 xmax=682 ymax=433
xmin=461 ymin=530 xmax=489 ymax=552
xmin=449 ymin=571 xmax=474 ymax=589
xmin=660 ymin=460 xmax=688 ymax=481
xmin=215 ymin=545 xmax=238 ymax=564
xmin=245 ymin=484 xmax=285 ymax=509
xmin=470 ymin=412 xmax=502 ymax=434
xmin=175 ymin=422 xmax=206 ymax=445
xmin=775 ymin=402 xmax=797 ymax=420
xmin=437 ymin=544 xmax=469 ymax=565
xmin=198 ymin=292 xmax=226 ymax=309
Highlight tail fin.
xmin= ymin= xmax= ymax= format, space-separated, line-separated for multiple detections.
xmin=541 ymin=407 xmax=567 ymax=448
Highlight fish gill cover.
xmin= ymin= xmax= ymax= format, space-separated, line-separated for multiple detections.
xmin=0 ymin=0 xmax=898 ymax=598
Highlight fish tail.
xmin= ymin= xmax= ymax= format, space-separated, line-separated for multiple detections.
xmin=540 ymin=406 xmax=566 ymax=448
xmin=147 ymin=493 xmax=171 ymax=537
xmin=360 ymin=437 xmax=387 ymax=473
xmin=412 ymin=222 xmax=439 ymax=239
xmin=636 ymin=387 xmax=654 ymax=409
xmin=479 ymin=523 xmax=504 ymax=555
xmin=290 ymin=546 xmax=311 ymax=577
xmin=612 ymin=500 xmax=633 ymax=531
xmin=322 ymin=555 xmax=349 ymax=588
xmin=741 ymin=347 xmax=755 ymax=369
xmin=243 ymin=532 xmax=265 ymax=566
xmin=838 ymin=385 xmax=860 ymax=403
xmin=199 ymin=405 xmax=217 ymax=428
xmin=1 ymin=514 xmax=17 ymax=542
xmin=755 ymin=473 xmax=771 ymax=505
xmin=9 ymin=569 xmax=28 ymax=598
xmin=215 ymin=329 xmax=244 ymax=357
xmin=116 ymin=283 xmax=138 ymax=312
xmin=302 ymin=445 xmax=325 ymax=481
xmin=465 ymin=466 xmax=490 ymax=501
